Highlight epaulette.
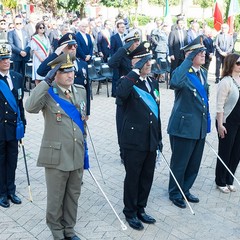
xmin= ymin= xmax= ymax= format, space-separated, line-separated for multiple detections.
xmin=74 ymin=84 xmax=85 ymax=89
xmin=200 ymin=66 xmax=207 ymax=72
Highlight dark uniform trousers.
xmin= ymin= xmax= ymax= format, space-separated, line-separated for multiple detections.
xmin=123 ymin=149 xmax=156 ymax=218
xmin=215 ymin=121 xmax=240 ymax=186
xmin=168 ymin=136 xmax=205 ymax=200
xmin=0 ymin=140 xmax=18 ymax=196
xmin=45 ymin=167 xmax=83 ymax=240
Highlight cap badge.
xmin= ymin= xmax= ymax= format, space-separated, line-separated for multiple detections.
xmin=69 ymin=34 xmax=73 ymax=40
xmin=144 ymin=42 xmax=150 ymax=52
xmin=134 ymin=31 xmax=140 ymax=38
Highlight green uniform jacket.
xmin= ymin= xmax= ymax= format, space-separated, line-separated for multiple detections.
xmin=25 ymin=81 xmax=87 ymax=171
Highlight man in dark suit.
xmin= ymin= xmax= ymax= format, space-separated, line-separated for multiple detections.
xmin=167 ymin=36 xmax=211 ymax=209
xmin=168 ymin=19 xmax=188 ymax=77
xmin=117 ymin=42 xmax=162 ymax=230
xmin=97 ymin=20 xmax=113 ymax=62
xmin=75 ymin=20 xmax=93 ymax=63
xmin=26 ymin=53 xmax=85 ymax=240
xmin=0 ymin=44 xmax=26 ymax=208
xmin=215 ymin=23 xmax=233 ymax=83
xmin=37 ymin=33 xmax=90 ymax=117
xmin=110 ymin=20 xmax=125 ymax=97
xmin=7 ymin=17 xmax=30 ymax=91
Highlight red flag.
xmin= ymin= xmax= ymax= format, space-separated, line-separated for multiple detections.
xmin=213 ymin=0 xmax=223 ymax=31
xmin=227 ymin=0 xmax=240 ymax=34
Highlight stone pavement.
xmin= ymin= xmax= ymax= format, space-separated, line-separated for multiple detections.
xmin=1 ymin=65 xmax=240 ymax=240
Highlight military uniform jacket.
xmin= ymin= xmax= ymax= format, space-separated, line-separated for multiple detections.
xmin=25 ymin=81 xmax=87 ymax=171
xmin=116 ymin=71 xmax=162 ymax=152
xmin=0 ymin=71 xmax=26 ymax=141
xmin=167 ymin=58 xmax=209 ymax=140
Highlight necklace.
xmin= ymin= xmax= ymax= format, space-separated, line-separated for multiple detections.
xmin=231 ymin=77 xmax=240 ymax=90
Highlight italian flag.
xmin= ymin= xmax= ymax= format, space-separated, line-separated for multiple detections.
xmin=227 ymin=0 xmax=240 ymax=34
xmin=213 ymin=0 xmax=223 ymax=31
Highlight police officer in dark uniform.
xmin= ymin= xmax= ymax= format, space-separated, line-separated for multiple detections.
xmin=0 ymin=44 xmax=26 ymax=208
xmin=117 ymin=42 xmax=162 ymax=230
xmin=108 ymin=30 xmax=141 ymax=162
xmin=37 ymin=33 xmax=90 ymax=117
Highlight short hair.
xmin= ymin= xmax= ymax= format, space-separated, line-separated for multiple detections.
xmin=222 ymin=53 xmax=240 ymax=78
xmin=116 ymin=20 xmax=124 ymax=29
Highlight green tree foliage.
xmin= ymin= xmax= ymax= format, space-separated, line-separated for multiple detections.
xmin=100 ymin=0 xmax=137 ymax=8
xmin=57 ymin=0 xmax=86 ymax=18
xmin=2 ymin=0 xmax=17 ymax=9
xmin=149 ymin=0 xmax=180 ymax=6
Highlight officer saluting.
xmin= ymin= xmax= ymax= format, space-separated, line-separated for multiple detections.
xmin=25 ymin=53 xmax=86 ymax=240
xmin=117 ymin=42 xmax=162 ymax=230
xmin=37 ymin=33 xmax=90 ymax=118
xmin=168 ymin=36 xmax=210 ymax=209
xmin=0 ymin=44 xmax=26 ymax=208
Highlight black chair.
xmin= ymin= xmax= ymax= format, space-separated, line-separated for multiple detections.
xmin=157 ymin=58 xmax=170 ymax=89
xmin=25 ymin=61 xmax=34 ymax=96
xmin=151 ymin=59 xmax=170 ymax=89
xmin=88 ymin=64 xmax=109 ymax=97
xmin=93 ymin=57 xmax=103 ymax=73
xmin=100 ymin=64 xmax=113 ymax=80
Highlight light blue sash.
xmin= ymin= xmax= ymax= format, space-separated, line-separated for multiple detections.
xmin=133 ymin=85 xmax=159 ymax=119
xmin=0 ymin=80 xmax=24 ymax=140
xmin=48 ymin=87 xmax=89 ymax=169
xmin=187 ymin=72 xmax=211 ymax=133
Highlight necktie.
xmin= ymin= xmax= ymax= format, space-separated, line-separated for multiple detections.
xmin=64 ymin=89 xmax=71 ymax=99
xmin=196 ymin=70 xmax=203 ymax=84
xmin=144 ymin=79 xmax=151 ymax=92
xmin=196 ymin=70 xmax=200 ymax=79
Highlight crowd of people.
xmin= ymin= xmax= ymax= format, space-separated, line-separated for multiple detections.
xmin=1 ymin=9 xmax=240 ymax=239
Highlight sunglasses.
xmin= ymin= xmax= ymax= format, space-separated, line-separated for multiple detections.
xmin=68 ymin=44 xmax=77 ymax=49
xmin=0 ymin=22 xmax=6 ymax=25
xmin=39 ymin=27 xmax=45 ymax=29
xmin=15 ymin=23 xmax=22 ymax=25
xmin=236 ymin=61 xmax=240 ymax=66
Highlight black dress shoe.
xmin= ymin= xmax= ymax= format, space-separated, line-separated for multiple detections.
xmin=8 ymin=194 xmax=22 ymax=204
xmin=126 ymin=217 xmax=144 ymax=230
xmin=65 ymin=235 xmax=80 ymax=240
xmin=0 ymin=196 xmax=10 ymax=208
xmin=186 ymin=194 xmax=199 ymax=203
xmin=137 ymin=212 xmax=156 ymax=224
xmin=170 ymin=198 xmax=186 ymax=208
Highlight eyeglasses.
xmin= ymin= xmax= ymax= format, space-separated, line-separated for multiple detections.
xmin=15 ymin=23 xmax=22 ymax=25
xmin=236 ymin=61 xmax=240 ymax=66
xmin=68 ymin=44 xmax=77 ymax=49
xmin=39 ymin=27 xmax=45 ymax=29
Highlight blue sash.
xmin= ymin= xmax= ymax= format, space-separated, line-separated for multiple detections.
xmin=48 ymin=87 xmax=89 ymax=169
xmin=187 ymin=72 xmax=211 ymax=133
xmin=133 ymin=85 xmax=159 ymax=119
xmin=0 ymin=81 xmax=24 ymax=140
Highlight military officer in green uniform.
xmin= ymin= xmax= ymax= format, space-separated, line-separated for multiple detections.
xmin=25 ymin=53 xmax=86 ymax=240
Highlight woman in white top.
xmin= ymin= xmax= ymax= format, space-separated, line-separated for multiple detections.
xmin=216 ymin=53 xmax=240 ymax=193
xmin=30 ymin=21 xmax=50 ymax=85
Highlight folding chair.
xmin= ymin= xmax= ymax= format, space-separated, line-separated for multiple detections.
xmin=88 ymin=65 xmax=109 ymax=97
